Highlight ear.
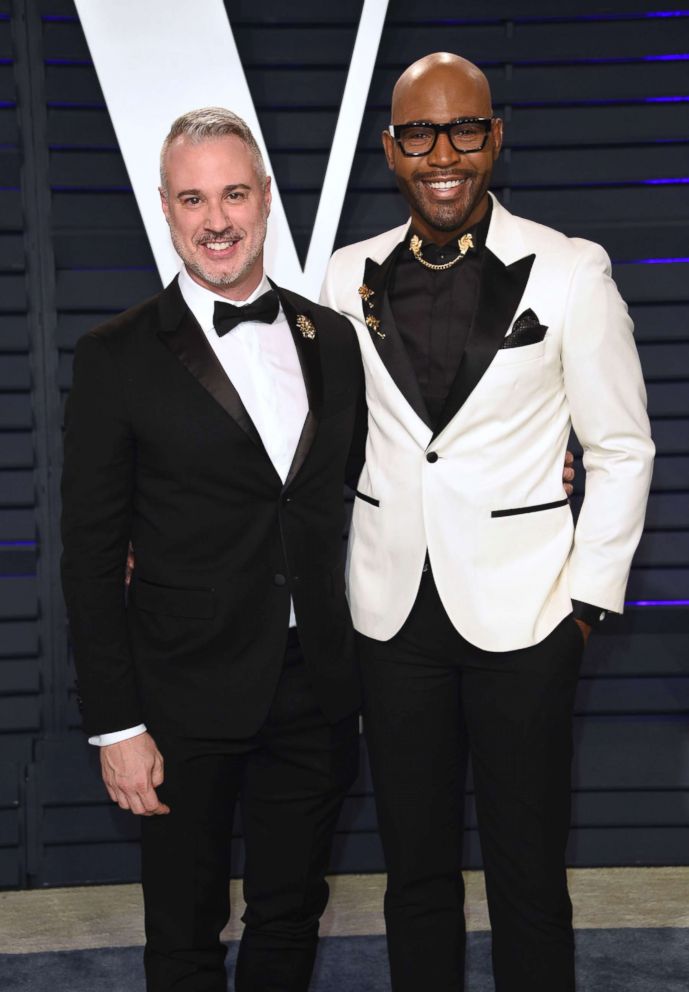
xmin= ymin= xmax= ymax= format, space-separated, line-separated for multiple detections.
xmin=382 ymin=129 xmax=396 ymax=172
xmin=159 ymin=186 xmax=170 ymax=221
xmin=263 ymin=175 xmax=272 ymax=215
xmin=490 ymin=117 xmax=504 ymax=161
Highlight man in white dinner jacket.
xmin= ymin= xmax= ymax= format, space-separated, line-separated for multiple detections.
xmin=321 ymin=53 xmax=654 ymax=992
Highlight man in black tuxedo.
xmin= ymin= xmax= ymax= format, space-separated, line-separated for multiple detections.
xmin=61 ymin=108 xmax=362 ymax=992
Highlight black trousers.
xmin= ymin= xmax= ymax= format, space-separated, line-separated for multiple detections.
xmin=141 ymin=632 xmax=359 ymax=992
xmin=359 ymin=569 xmax=584 ymax=992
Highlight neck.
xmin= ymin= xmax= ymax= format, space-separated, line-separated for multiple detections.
xmin=185 ymin=264 xmax=264 ymax=302
xmin=413 ymin=194 xmax=490 ymax=246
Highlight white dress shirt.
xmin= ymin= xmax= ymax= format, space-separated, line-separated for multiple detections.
xmin=89 ymin=268 xmax=308 ymax=746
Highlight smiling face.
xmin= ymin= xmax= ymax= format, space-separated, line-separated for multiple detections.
xmin=160 ymin=134 xmax=271 ymax=299
xmin=382 ymin=55 xmax=503 ymax=244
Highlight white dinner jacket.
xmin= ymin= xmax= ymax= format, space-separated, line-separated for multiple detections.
xmin=321 ymin=194 xmax=655 ymax=651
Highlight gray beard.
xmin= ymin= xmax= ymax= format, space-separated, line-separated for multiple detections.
xmin=169 ymin=220 xmax=267 ymax=290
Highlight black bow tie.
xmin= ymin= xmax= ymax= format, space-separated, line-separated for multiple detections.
xmin=213 ymin=290 xmax=280 ymax=337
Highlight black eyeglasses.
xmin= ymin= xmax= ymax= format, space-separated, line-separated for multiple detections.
xmin=388 ymin=117 xmax=495 ymax=157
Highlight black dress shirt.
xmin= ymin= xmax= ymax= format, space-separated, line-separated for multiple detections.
xmin=388 ymin=200 xmax=493 ymax=429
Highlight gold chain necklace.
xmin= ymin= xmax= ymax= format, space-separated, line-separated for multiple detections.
xmin=409 ymin=232 xmax=475 ymax=271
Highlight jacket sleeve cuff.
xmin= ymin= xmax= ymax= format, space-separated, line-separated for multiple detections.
xmin=571 ymin=600 xmax=610 ymax=626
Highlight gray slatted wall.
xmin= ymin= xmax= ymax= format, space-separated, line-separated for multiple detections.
xmin=1 ymin=0 xmax=32 ymax=887
xmin=0 ymin=0 xmax=687 ymax=887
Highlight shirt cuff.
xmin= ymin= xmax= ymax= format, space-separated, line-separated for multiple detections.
xmin=88 ymin=724 xmax=148 ymax=747
xmin=571 ymin=600 xmax=609 ymax=627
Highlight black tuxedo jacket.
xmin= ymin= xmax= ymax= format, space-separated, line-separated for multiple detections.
xmin=61 ymin=277 xmax=363 ymax=738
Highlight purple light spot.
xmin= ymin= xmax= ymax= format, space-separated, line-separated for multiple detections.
xmin=643 ymin=53 xmax=689 ymax=60
xmin=643 ymin=178 xmax=689 ymax=184
xmin=49 ymin=145 xmax=119 ymax=153
xmin=514 ymin=11 xmax=689 ymax=20
xmin=627 ymin=599 xmax=689 ymax=606
xmin=44 ymin=59 xmax=93 ymax=67
xmin=47 ymin=102 xmax=106 ymax=110
xmin=622 ymin=257 xmax=689 ymax=264
xmin=0 ymin=541 xmax=36 ymax=548
xmin=512 ymin=97 xmax=687 ymax=107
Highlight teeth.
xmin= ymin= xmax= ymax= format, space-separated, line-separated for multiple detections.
xmin=428 ymin=179 xmax=464 ymax=190
xmin=205 ymin=241 xmax=234 ymax=251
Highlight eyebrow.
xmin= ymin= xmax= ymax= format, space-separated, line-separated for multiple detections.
xmin=176 ymin=183 xmax=252 ymax=199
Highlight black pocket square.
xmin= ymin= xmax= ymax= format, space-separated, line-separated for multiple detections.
xmin=502 ymin=308 xmax=548 ymax=348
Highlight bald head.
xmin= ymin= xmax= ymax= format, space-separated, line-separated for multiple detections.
xmin=382 ymin=52 xmax=502 ymax=243
xmin=391 ymin=53 xmax=493 ymax=124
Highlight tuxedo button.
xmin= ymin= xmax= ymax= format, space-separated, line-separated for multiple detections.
xmin=426 ymin=452 xmax=438 ymax=463
xmin=273 ymin=573 xmax=287 ymax=586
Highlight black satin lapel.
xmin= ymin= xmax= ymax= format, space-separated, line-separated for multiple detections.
xmin=363 ymin=252 xmax=433 ymax=429
xmin=284 ymin=410 xmax=317 ymax=489
xmin=433 ymin=250 xmax=536 ymax=439
xmin=361 ymin=249 xmax=399 ymax=357
xmin=157 ymin=281 xmax=263 ymax=448
xmin=273 ymin=287 xmax=323 ymax=487
xmin=277 ymin=290 xmax=323 ymax=417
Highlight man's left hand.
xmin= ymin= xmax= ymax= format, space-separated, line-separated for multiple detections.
xmin=563 ymin=450 xmax=575 ymax=496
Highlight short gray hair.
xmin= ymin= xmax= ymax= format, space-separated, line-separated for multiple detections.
xmin=159 ymin=107 xmax=266 ymax=192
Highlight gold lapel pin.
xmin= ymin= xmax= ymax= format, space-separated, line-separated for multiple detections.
xmin=458 ymin=233 xmax=474 ymax=255
xmin=296 ymin=314 xmax=316 ymax=340
xmin=358 ymin=284 xmax=375 ymax=308
xmin=365 ymin=314 xmax=385 ymax=340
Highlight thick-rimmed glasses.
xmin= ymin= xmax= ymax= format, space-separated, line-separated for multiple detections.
xmin=388 ymin=117 xmax=495 ymax=157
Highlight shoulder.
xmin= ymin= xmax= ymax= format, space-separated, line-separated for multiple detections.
xmin=279 ymin=286 xmax=355 ymax=336
xmin=329 ymin=223 xmax=408 ymax=271
xmin=505 ymin=207 xmax=611 ymax=271
xmin=277 ymin=286 xmax=362 ymax=371
xmin=83 ymin=290 xmax=162 ymax=345
xmin=75 ymin=286 xmax=168 ymax=360
xmin=321 ymin=224 xmax=408 ymax=310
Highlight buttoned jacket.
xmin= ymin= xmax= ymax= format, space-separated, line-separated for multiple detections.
xmin=61 ymin=278 xmax=362 ymax=737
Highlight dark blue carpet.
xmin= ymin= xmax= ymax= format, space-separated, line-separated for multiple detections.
xmin=1 ymin=930 xmax=688 ymax=991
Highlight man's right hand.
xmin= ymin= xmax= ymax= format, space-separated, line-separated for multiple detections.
xmin=100 ymin=731 xmax=170 ymax=816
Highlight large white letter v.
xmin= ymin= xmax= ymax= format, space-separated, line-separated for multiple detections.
xmin=74 ymin=0 xmax=388 ymax=300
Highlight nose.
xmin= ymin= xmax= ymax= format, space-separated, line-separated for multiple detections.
xmin=427 ymin=131 xmax=461 ymax=168
xmin=204 ymin=196 xmax=231 ymax=233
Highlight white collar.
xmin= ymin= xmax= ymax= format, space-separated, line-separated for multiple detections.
xmin=178 ymin=266 xmax=273 ymax=333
